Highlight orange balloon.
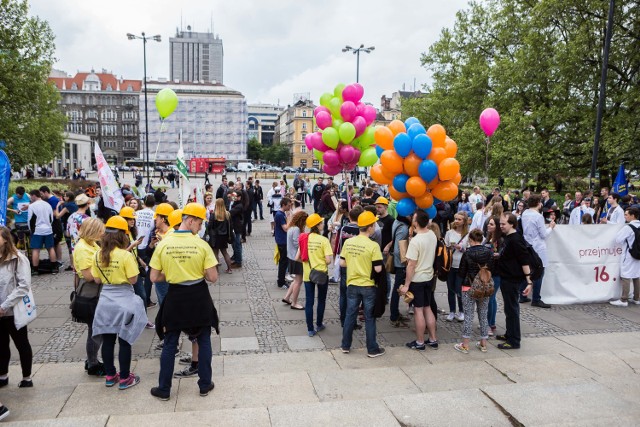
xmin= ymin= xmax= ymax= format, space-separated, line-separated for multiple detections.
xmin=387 ymin=120 xmax=406 ymax=136
xmin=370 ymin=164 xmax=393 ymax=185
xmin=431 ymin=181 xmax=458 ymax=202
xmin=389 ymin=185 xmax=409 ymax=201
xmin=453 ymin=172 xmax=462 ymax=185
xmin=380 ymin=150 xmax=404 ymax=174
xmin=415 ymin=191 xmax=434 ymax=209
xmin=403 ymin=153 xmax=422 ymax=177
xmin=406 ymin=176 xmax=427 ymax=198
xmin=438 ymin=158 xmax=460 ymax=181
xmin=427 ymin=147 xmax=447 ymax=165
xmin=444 ymin=137 xmax=458 ymax=157
xmin=381 ymin=165 xmax=396 ymax=180
xmin=427 ymin=124 xmax=447 ymax=147
xmin=427 ymin=176 xmax=440 ymax=189
xmin=374 ymin=126 xmax=394 ymax=150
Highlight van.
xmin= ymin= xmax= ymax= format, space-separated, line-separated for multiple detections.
xmin=237 ymin=162 xmax=255 ymax=172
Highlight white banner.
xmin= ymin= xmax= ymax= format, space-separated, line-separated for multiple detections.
xmin=94 ymin=143 xmax=124 ymax=212
xmin=541 ymin=224 xmax=625 ymax=304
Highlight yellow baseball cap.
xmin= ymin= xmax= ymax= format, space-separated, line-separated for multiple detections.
xmin=306 ymin=213 xmax=323 ymax=229
xmin=357 ymin=211 xmax=379 ymax=227
xmin=374 ymin=196 xmax=389 ymax=205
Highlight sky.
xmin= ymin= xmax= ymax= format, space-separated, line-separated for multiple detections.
xmin=29 ymin=0 xmax=470 ymax=107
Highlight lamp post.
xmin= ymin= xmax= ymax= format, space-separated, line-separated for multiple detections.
xmin=127 ymin=32 xmax=161 ymax=186
xmin=342 ymin=44 xmax=375 ymax=83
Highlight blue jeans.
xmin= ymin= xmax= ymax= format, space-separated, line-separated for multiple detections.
xmin=138 ymin=248 xmax=153 ymax=305
xmin=446 ymin=268 xmax=463 ymax=313
xmin=487 ymin=275 xmax=502 ymax=327
xmin=133 ymin=276 xmax=147 ymax=312
xmin=231 ymin=232 xmax=242 ymax=264
xmin=339 ymin=267 xmax=347 ymax=326
xmin=158 ymin=327 xmax=212 ymax=393
xmin=101 ymin=333 xmax=131 ymax=378
xmin=304 ymin=281 xmax=328 ymax=332
xmin=390 ymin=267 xmax=406 ymax=321
xmin=155 ymin=281 xmax=169 ymax=306
xmin=341 ymin=285 xmax=379 ymax=353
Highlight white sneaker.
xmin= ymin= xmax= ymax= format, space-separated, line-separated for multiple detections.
xmin=610 ymin=299 xmax=628 ymax=307
xmin=630 ymin=300 xmax=640 ymax=305
xmin=446 ymin=312 xmax=455 ymax=322
xmin=408 ymin=306 xmax=414 ymax=315
xmin=455 ymin=312 xmax=465 ymax=322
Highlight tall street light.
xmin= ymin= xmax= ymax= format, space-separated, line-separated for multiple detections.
xmin=342 ymin=44 xmax=375 ymax=83
xmin=127 ymin=32 xmax=161 ymax=186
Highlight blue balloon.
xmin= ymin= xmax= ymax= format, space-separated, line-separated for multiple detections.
xmin=432 ymin=197 xmax=442 ymax=206
xmin=425 ymin=205 xmax=437 ymax=219
xmin=418 ymin=160 xmax=438 ymax=182
xmin=396 ymin=198 xmax=417 ymax=217
xmin=375 ymin=145 xmax=384 ymax=158
xmin=393 ymin=133 xmax=412 ymax=158
xmin=404 ymin=117 xmax=420 ymax=129
xmin=393 ymin=174 xmax=410 ymax=193
xmin=407 ymin=123 xmax=427 ymax=141
xmin=412 ymin=134 xmax=432 ymax=159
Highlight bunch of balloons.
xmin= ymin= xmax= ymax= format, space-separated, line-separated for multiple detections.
xmin=370 ymin=117 xmax=461 ymax=218
xmin=305 ymin=83 xmax=379 ymax=176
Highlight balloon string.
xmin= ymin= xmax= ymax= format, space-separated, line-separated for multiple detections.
xmin=153 ymin=119 xmax=165 ymax=164
xmin=485 ymin=136 xmax=490 ymax=178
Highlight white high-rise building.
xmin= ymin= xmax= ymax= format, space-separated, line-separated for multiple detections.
xmin=170 ymin=27 xmax=223 ymax=84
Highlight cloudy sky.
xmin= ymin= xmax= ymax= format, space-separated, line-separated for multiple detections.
xmin=30 ymin=0 xmax=469 ymax=107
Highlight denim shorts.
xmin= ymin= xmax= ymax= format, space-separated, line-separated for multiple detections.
xmin=31 ymin=233 xmax=55 ymax=249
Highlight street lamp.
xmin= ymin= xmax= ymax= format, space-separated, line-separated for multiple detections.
xmin=342 ymin=44 xmax=375 ymax=83
xmin=127 ymin=32 xmax=161 ymax=186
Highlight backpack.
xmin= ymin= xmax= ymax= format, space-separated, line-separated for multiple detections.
xmin=628 ymin=225 xmax=640 ymax=260
xmin=317 ymin=200 xmax=327 ymax=215
xmin=433 ymin=237 xmax=452 ymax=281
xmin=524 ymin=241 xmax=544 ymax=281
xmin=469 ymin=264 xmax=494 ymax=299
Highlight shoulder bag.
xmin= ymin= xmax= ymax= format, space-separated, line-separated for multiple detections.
xmin=70 ymin=253 xmax=104 ymax=323
xmin=385 ymin=227 xmax=399 ymax=274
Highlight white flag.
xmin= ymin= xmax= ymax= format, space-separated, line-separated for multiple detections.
xmin=94 ymin=143 xmax=124 ymax=212
xmin=176 ymin=132 xmax=191 ymax=208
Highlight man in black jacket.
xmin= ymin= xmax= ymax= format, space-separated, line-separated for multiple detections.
xmin=244 ymin=181 xmax=255 ymax=239
xmin=253 ymin=180 xmax=264 ymax=220
xmin=312 ymin=178 xmax=325 ymax=213
xmin=228 ymin=192 xmax=244 ymax=268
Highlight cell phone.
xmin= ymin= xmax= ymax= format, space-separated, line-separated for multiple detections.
xmin=137 ymin=236 xmax=144 ymax=242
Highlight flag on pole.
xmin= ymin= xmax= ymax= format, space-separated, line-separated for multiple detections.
xmin=0 ymin=150 xmax=12 ymax=226
xmin=176 ymin=131 xmax=191 ymax=208
xmin=612 ymin=164 xmax=628 ymax=196
xmin=94 ymin=143 xmax=124 ymax=212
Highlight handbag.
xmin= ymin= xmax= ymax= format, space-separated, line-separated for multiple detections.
xmin=309 ymin=243 xmax=329 ymax=285
xmin=385 ymin=227 xmax=401 ymax=274
xmin=398 ymin=240 xmax=408 ymax=264
xmin=70 ymin=278 xmax=102 ymax=323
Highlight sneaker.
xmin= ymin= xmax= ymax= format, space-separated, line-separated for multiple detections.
xmin=145 ymin=322 xmax=156 ymax=329
xmin=308 ymin=330 xmax=316 ymax=337
xmin=64 ymin=265 xmax=74 ymax=271
xmin=179 ymin=355 xmax=192 ymax=365
xmin=519 ymin=297 xmax=532 ymax=303
xmin=51 ymin=267 xmax=59 ymax=275
xmin=199 ymin=382 xmax=215 ymax=397
xmin=454 ymin=343 xmax=469 ymax=354
xmin=496 ymin=334 xmax=507 ymax=341
xmin=173 ymin=365 xmax=198 ymax=378
xmin=408 ymin=306 xmax=414 ymax=315
xmin=282 ymin=284 xmax=289 ymax=290
xmin=150 ymin=386 xmax=170 ymax=401
xmin=340 ymin=347 xmax=350 ymax=354
xmin=610 ymin=299 xmax=628 ymax=307
xmin=87 ymin=363 xmax=106 ymax=377
xmin=497 ymin=342 xmax=520 ymax=350
xmin=631 ymin=299 xmax=640 ymax=305
xmin=455 ymin=312 xmax=464 ymax=322
xmin=398 ymin=314 xmax=411 ymax=323
xmin=446 ymin=312 xmax=455 ymax=322
xmin=315 ymin=324 xmax=326 ymax=333
xmin=426 ymin=339 xmax=439 ymax=349
xmin=390 ymin=319 xmax=409 ymax=328
xmin=84 ymin=360 xmax=89 ymax=371
xmin=31 ymin=269 xmax=39 ymax=276
xmin=0 ymin=405 xmax=9 ymax=421
xmin=18 ymin=379 xmax=33 ymax=388
xmin=118 ymin=374 xmax=140 ymax=390
xmin=406 ymin=340 xmax=426 ymax=351
xmin=476 ymin=342 xmax=488 ymax=353
xmin=105 ymin=374 xmax=120 ymax=387
xmin=367 ymin=347 xmax=386 ymax=358
xmin=0 ymin=378 xmax=7 ymax=388
xmin=328 ymin=277 xmax=338 ymax=285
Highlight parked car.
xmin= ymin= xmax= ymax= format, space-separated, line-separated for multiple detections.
xmin=119 ymin=165 xmax=131 ymax=171
xmin=283 ymin=166 xmax=296 ymax=173
xmin=306 ymin=167 xmax=321 ymax=173
xmin=268 ymin=166 xmax=282 ymax=172
xmin=225 ymin=166 xmax=238 ymax=173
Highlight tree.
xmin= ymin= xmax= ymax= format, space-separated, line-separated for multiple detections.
xmin=262 ymin=143 xmax=290 ymax=165
xmin=405 ymin=0 xmax=640 ymax=188
xmin=247 ymin=137 xmax=262 ymax=161
xmin=0 ymin=0 xmax=66 ymax=168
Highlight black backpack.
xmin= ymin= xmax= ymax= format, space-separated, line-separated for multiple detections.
xmin=524 ymin=241 xmax=544 ymax=281
xmin=433 ymin=237 xmax=453 ymax=281
xmin=628 ymin=225 xmax=640 ymax=260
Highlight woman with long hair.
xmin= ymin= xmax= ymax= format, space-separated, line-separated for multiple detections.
xmin=444 ymin=212 xmax=469 ymax=322
xmin=484 ymin=215 xmax=504 ymax=336
xmin=457 ymin=192 xmax=473 ymax=216
xmin=91 ymin=216 xmax=147 ymax=390
xmin=328 ymin=201 xmax=349 ymax=251
xmin=0 ymin=226 xmax=34 ymax=388
xmin=72 ymin=218 xmax=106 ymax=375
xmin=204 ymin=192 xmax=214 ymax=220
xmin=127 ymin=198 xmax=142 ymax=211
xmin=207 ymin=198 xmax=234 ymax=273
xmin=284 ymin=211 xmax=309 ymax=310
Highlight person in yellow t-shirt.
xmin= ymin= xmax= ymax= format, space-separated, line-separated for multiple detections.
xmin=148 ymin=203 xmax=174 ymax=306
xmin=149 ymin=203 xmax=218 ymax=401
xmin=297 ymin=214 xmax=333 ymax=337
xmin=340 ymin=211 xmax=385 ymax=358
xmin=71 ymin=218 xmax=105 ymax=376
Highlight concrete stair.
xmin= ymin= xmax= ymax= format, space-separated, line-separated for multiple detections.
xmin=3 ymin=332 xmax=640 ymax=426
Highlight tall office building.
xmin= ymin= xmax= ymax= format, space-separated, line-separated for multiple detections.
xmin=170 ymin=26 xmax=223 ymax=84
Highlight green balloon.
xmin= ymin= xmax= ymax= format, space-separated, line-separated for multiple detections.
xmin=328 ymin=97 xmax=342 ymax=118
xmin=351 ymin=137 xmax=361 ymax=149
xmin=322 ymin=127 xmax=339 ymax=149
xmin=358 ymin=147 xmax=378 ymax=167
xmin=332 ymin=118 xmax=343 ymax=130
xmin=361 ymin=126 xmax=375 ymax=147
xmin=319 ymin=92 xmax=333 ymax=108
xmin=339 ymin=122 xmax=356 ymax=143
xmin=313 ymin=149 xmax=324 ymax=162
xmin=334 ymin=83 xmax=346 ymax=100
xmin=155 ymin=88 xmax=179 ymax=119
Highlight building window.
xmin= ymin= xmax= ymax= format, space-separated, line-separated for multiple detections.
xmin=127 ymin=84 xmax=133 ymax=92
xmin=302 ymin=123 xmax=307 ymax=130
xmin=300 ymin=159 xmax=307 ymax=167
xmin=300 ymin=145 xmax=307 ymax=154
xmin=302 ymin=110 xmax=307 ymax=117
xmin=312 ymin=160 xmax=319 ymax=168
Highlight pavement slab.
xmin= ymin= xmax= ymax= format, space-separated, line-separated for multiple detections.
xmin=269 ymin=399 xmax=400 ymax=427
xmin=222 ymin=351 xmax=340 ymax=376
xmin=401 ymin=360 xmax=512 ymax=393
xmin=485 ymin=354 xmax=594 ymax=383
xmin=108 ymin=408 xmax=271 ymax=427
xmin=3 ymin=415 xmax=109 ymax=427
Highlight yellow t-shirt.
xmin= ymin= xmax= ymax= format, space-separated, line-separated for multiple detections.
xmin=302 ymin=233 xmax=333 ymax=282
xmin=340 ymin=234 xmax=383 ymax=287
xmin=158 ymin=227 xmax=174 ymax=240
xmin=91 ymin=247 xmax=139 ymax=285
xmin=73 ymin=239 xmax=99 ymax=279
xmin=149 ymin=230 xmax=218 ymax=284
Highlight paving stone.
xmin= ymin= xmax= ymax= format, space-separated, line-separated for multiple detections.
xmin=402 ymin=359 xmax=512 ymax=392
xmin=3 ymin=415 xmax=109 ymax=426
xmin=559 ymin=350 xmax=636 ymax=377
xmin=0 ymin=384 xmax=77 ymax=421
xmin=330 ymin=346 xmax=428 ymax=370
xmin=219 ymin=326 xmax=257 ymax=338
xmin=108 ymin=408 xmax=271 ymax=427
xmin=222 ymin=351 xmax=339 ymax=376
xmin=556 ymin=331 xmax=640 ymax=352
xmin=486 ymin=354 xmax=594 ymax=383
xmin=269 ymin=399 xmax=400 ymax=427
xmin=221 ymin=337 xmax=260 ymax=352
xmin=285 ymin=335 xmax=326 ymax=350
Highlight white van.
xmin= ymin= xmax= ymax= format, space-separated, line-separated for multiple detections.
xmin=237 ymin=162 xmax=255 ymax=172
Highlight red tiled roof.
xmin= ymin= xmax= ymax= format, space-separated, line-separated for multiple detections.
xmin=48 ymin=72 xmax=141 ymax=92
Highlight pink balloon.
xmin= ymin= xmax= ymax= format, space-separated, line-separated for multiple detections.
xmin=323 ymin=163 xmax=342 ymax=176
xmin=343 ymin=162 xmax=357 ymax=172
xmin=340 ymin=101 xmax=357 ymax=122
xmin=352 ymin=83 xmax=364 ymax=101
xmin=363 ymin=105 xmax=377 ymax=125
xmin=342 ymin=84 xmax=360 ymax=103
xmin=479 ymin=108 xmax=500 ymax=137
xmin=356 ymin=102 xmax=367 ymax=117
xmin=323 ymin=150 xmax=340 ymax=166
xmin=314 ymin=106 xmax=330 ymax=117
xmin=352 ymin=148 xmax=361 ymax=162
xmin=339 ymin=145 xmax=357 ymax=164
xmin=315 ymin=111 xmax=333 ymax=130
xmin=352 ymin=116 xmax=367 ymax=137
xmin=304 ymin=133 xmax=314 ymax=150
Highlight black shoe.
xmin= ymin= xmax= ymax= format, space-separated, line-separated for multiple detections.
xmin=199 ymin=382 xmax=215 ymax=396
xmin=0 ymin=378 xmax=7 ymax=388
xmin=367 ymin=347 xmax=386 ymax=358
xmin=87 ymin=363 xmax=106 ymax=377
xmin=531 ymin=300 xmax=551 ymax=308
xmin=0 ymin=405 xmax=9 ymax=421
xmin=64 ymin=265 xmax=74 ymax=271
xmin=150 ymin=387 xmax=170 ymax=401
xmin=426 ymin=339 xmax=439 ymax=349
xmin=18 ymin=379 xmax=33 ymax=388
xmin=519 ymin=297 xmax=531 ymax=303
xmin=495 ymin=334 xmax=507 ymax=341
xmin=497 ymin=342 xmax=520 ymax=350
xmin=84 ymin=360 xmax=89 ymax=371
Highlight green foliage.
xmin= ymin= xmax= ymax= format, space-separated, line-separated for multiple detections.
xmin=0 ymin=0 xmax=66 ymax=169
xmin=262 ymin=143 xmax=290 ymax=165
xmin=247 ymin=137 xmax=262 ymax=160
xmin=405 ymin=0 xmax=640 ymax=188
